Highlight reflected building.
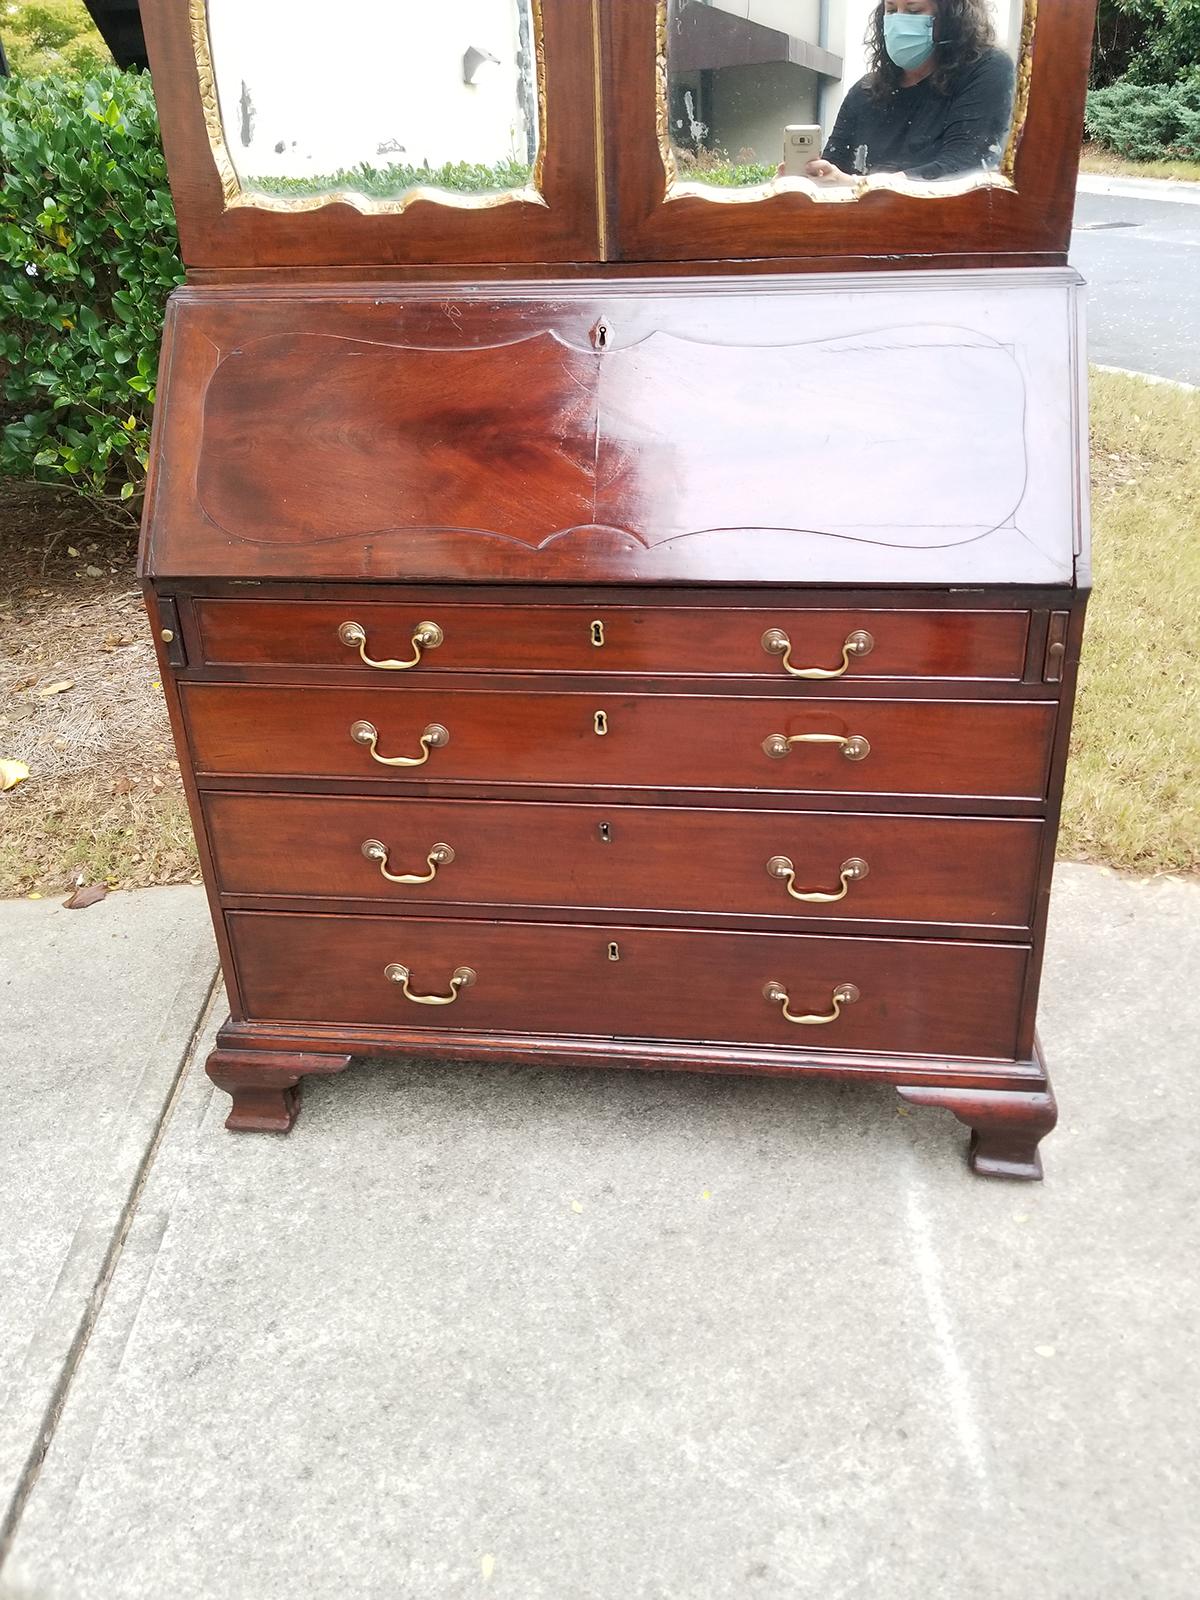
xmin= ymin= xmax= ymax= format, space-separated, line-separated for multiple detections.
xmin=667 ymin=0 xmax=1025 ymax=179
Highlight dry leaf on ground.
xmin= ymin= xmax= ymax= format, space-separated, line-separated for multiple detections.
xmin=63 ymin=883 xmax=109 ymax=910
xmin=37 ymin=679 xmax=75 ymax=696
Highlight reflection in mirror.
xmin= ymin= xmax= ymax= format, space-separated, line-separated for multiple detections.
xmin=200 ymin=0 xmax=542 ymax=210
xmin=664 ymin=0 xmax=1028 ymax=198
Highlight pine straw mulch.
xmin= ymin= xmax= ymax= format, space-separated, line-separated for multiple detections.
xmin=0 ymin=479 xmax=198 ymax=899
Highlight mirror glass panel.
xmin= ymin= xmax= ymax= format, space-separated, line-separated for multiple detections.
xmin=201 ymin=0 xmax=541 ymax=208
xmin=664 ymin=0 xmax=1027 ymax=198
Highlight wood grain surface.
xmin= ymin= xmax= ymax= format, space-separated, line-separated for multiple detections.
xmin=141 ymin=274 xmax=1086 ymax=587
xmin=193 ymin=598 xmax=1030 ymax=681
xmin=204 ymin=792 xmax=1044 ymax=931
xmin=181 ymin=684 xmax=1057 ymax=801
xmin=193 ymin=326 xmax=1028 ymax=550
xmin=228 ymin=910 xmax=1030 ymax=1061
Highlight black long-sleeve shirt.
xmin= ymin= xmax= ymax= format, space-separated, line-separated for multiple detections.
xmin=822 ymin=47 xmax=1015 ymax=180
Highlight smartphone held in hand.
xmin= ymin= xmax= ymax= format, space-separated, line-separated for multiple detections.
xmin=782 ymin=124 xmax=822 ymax=175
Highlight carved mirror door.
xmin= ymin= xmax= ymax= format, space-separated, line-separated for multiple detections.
xmin=599 ymin=0 xmax=1094 ymax=264
xmin=142 ymin=0 xmax=601 ymax=267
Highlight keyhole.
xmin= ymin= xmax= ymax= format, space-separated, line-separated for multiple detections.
xmin=590 ymin=619 xmax=605 ymax=647
xmin=598 ymin=821 xmax=612 ymax=843
xmin=592 ymin=318 xmax=611 ymax=351
xmin=607 ymin=942 xmax=620 ymax=962
xmin=594 ymin=710 xmax=608 ymax=736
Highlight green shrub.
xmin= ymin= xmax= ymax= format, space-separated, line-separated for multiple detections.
xmin=678 ymin=161 xmax=779 ymax=188
xmin=1091 ymin=0 xmax=1200 ymax=90
xmin=249 ymin=158 xmax=534 ymax=200
xmin=0 ymin=68 xmax=183 ymax=513
xmin=1084 ymin=76 xmax=1200 ymax=161
xmin=671 ymin=148 xmax=778 ymax=187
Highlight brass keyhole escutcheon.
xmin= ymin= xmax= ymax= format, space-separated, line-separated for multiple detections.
xmin=607 ymin=942 xmax=621 ymax=961
xmin=591 ymin=619 xmax=605 ymax=647
xmin=594 ymin=710 xmax=608 ymax=736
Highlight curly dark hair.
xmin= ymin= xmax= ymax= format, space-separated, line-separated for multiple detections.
xmin=864 ymin=0 xmax=997 ymax=100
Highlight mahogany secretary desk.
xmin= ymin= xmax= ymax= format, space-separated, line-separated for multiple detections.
xmin=138 ymin=0 xmax=1095 ymax=1178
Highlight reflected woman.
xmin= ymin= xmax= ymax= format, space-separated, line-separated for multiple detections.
xmin=807 ymin=0 xmax=1015 ymax=184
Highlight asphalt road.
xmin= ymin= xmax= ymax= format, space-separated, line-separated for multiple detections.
xmin=1070 ymin=189 xmax=1200 ymax=385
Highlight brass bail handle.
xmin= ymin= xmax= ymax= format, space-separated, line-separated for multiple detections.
xmin=762 ymin=731 xmax=871 ymax=762
xmin=339 ymin=619 xmax=443 ymax=670
xmin=762 ymin=627 xmax=874 ymax=679
xmin=384 ymin=963 xmax=475 ymax=1006
xmin=763 ymin=980 xmax=860 ymax=1025
xmin=362 ymin=839 xmax=455 ymax=885
xmin=350 ymin=720 xmax=449 ymax=768
xmin=767 ymin=855 xmax=869 ymax=904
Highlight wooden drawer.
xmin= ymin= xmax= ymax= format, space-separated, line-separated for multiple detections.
xmin=192 ymin=599 xmax=1030 ymax=681
xmin=228 ymin=912 xmax=1029 ymax=1061
xmin=182 ymin=685 xmax=1057 ymax=802
xmin=206 ymin=793 xmax=1043 ymax=932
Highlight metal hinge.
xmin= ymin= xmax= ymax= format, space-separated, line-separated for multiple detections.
xmin=155 ymin=594 xmax=187 ymax=668
xmin=1043 ymin=611 xmax=1069 ymax=683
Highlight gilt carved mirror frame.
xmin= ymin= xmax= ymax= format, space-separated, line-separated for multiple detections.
xmin=602 ymin=0 xmax=1096 ymax=265
xmin=656 ymin=0 xmax=1038 ymax=205
xmin=187 ymin=0 xmax=549 ymax=218
xmin=140 ymin=0 xmax=599 ymax=268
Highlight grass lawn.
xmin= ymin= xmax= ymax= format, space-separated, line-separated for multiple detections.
xmin=1061 ymin=369 xmax=1199 ymax=873
xmin=1079 ymin=144 xmax=1200 ymax=184
xmin=0 ymin=778 xmax=196 ymax=899
xmin=0 ymin=367 xmax=1196 ymax=895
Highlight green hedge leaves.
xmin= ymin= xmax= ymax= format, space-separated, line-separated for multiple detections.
xmin=1 ymin=68 xmax=184 ymax=510
xmin=1085 ymin=76 xmax=1200 ymax=162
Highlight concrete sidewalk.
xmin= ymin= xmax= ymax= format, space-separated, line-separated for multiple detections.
xmin=1 ymin=867 xmax=1197 ymax=1599
xmin=0 ymin=888 xmax=218 ymax=1557
xmin=1077 ymin=172 xmax=1200 ymax=207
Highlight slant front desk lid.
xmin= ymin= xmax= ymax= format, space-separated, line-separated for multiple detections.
xmin=142 ymin=270 xmax=1089 ymax=587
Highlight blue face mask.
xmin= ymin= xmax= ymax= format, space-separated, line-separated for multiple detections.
xmin=884 ymin=12 xmax=936 ymax=71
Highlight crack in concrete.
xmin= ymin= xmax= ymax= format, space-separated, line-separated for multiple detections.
xmin=0 ymin=969 xmax=221 ymax=1572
